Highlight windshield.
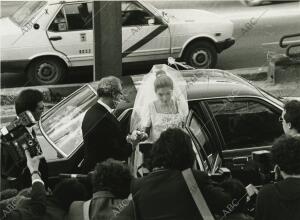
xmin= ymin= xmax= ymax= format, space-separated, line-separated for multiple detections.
xmin=40 ymin=85 xmax=98 ymax=158
xmin=10 ymin=1 xmax=46 ymax=26
xmin=139 ymin=0 xmax=167 ymax=22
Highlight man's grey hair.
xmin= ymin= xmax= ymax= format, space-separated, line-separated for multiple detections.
xmin=97 ymin=76 xmax=122 ymax=98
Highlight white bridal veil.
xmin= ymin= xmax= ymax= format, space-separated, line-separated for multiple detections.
xmin=130 ymin=64 xmax=189 ymax=132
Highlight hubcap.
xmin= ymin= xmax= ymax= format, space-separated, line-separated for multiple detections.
xmin=37 ymin=63 xmax=57 ymax=83
xmin=192 ymin=50 xmax=211 ymax=67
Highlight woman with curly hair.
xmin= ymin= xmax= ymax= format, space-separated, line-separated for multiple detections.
xmin=68 ymin=159 xmax=132 ymax=220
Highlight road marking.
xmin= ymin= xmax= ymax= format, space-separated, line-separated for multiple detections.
xmin=262 ymin=40 xmax=300 ymax=46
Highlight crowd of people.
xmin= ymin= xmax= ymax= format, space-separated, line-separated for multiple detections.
xmin=1 ymin=71 xmax=300 ymax=220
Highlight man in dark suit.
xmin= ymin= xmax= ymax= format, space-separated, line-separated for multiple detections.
xmin=81 ymin=76 xmax=133 ymax=173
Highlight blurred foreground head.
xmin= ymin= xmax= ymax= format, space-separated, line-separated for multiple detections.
xmin=92 ymin=159 xmax=132 ymax=199
xmin=53 ymin=179 xmax=87 ymax=211
xmin=272 ymin=135 xmax=300 ymax=176
xmin=151 ymin=128 xmax=195 ymax=171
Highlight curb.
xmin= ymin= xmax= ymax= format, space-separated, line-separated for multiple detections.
xmin=230 ymin=66 xmax=268 ymax=81
xmin=0 ymin=66 xmax=268 ymax=106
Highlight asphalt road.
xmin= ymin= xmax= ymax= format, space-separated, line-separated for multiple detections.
xmin=1 ymin=1 xmax=300 ymax=87
xmin=152 ymin=0 xmax=300 ymax=69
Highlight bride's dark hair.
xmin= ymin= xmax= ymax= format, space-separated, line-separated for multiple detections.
xmin=154 ymin=70 xmax=174 ymax=92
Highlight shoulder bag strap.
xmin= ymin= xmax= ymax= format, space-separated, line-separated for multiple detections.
xmin=182 ymin=168 xmax=215 ymax=220
xmin=83 ymin=200 xmax=91 ymax=220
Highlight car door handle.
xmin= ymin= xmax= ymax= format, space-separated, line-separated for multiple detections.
xmin=49 ymin=36 xmax=62 ymax=41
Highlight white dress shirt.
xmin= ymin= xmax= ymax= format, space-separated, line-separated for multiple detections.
xmin=97 ymin=99 xmax=114 ymax=113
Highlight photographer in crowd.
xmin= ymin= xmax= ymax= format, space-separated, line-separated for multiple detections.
xmin=255 ymin=135 xmax=300 ymax=220
xmin=1 ymin=89 xmax=47 ymax=190
xmin=3 ymin=151 xmax=87 ymax=220
xmin=115 ymin=128 xmax=230 ymax=220
xmin=68 ymin=159 xmax=132 ymax=220
xmin=280 ymin=100 xmax=300 ymax=136
xmin=3 ymin=150 xmax=46 ymax=220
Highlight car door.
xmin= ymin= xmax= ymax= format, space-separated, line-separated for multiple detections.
xmin=185 ymin=109 xmax=222 ymax=174
xmin=38 ymin=85 xmax=98 ymax=184
xmin=47 ymin=2 xmax=93 ymax=67
xmin=203 ymin=97 xmax=283 ymax=167
xmin=121 ymin=1 xmax=171 ymax=63
xmin=38 ymin=82 xmax=135 ymax=183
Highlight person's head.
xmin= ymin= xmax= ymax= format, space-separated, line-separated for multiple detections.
xmin=15 ymin=89 xmax=44 ymax=121
xmin=154 ymin=70 xmax=174 ymax=104
xmin=92 ymin=159 xmax=132 ymax=199
xmin=272 ymin=135 xmax=300 ymax=178
xmin=97 ymin=76 xmax=123 ymax=109
xmin=150 ymin=128 xmax=195 ymax=171
xmin=281 ymin=100 xmax=300 ymax=135
xmin=52 ymin=179 xmax=87 ymax=212
xmin=220 ymin=179 xmax=248 ymax=215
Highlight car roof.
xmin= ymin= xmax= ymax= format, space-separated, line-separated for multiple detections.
xmin=130 ymin=68 xmax=263 ymax=101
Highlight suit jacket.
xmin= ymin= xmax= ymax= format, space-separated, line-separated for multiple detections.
xmin=114 ymin=169 xmax=230 ymax=220
xmin=81 ymin=103 xmax=132 ymax=173
xmin=3 ymin=182 xmax=46 ymax=220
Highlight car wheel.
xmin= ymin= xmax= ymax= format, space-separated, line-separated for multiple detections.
xmin=183 ymin=41 xmax=217 ymax=69
xmin=27 ymin=57 xmax=66 ymax=85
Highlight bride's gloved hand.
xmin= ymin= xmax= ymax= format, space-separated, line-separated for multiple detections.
xmin=126 ymin=130 xmax=148 ymax=145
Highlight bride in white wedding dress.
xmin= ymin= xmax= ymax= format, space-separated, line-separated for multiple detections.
xmin=128 ymin=64 xmax=189 ymax=144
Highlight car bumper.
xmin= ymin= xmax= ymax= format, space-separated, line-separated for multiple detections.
xmin=216 ymin=38 xmax=235 ymax=53
xmin=1 ymin=60 xmax=29 ymax=73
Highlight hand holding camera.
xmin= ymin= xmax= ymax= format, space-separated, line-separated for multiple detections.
xmin=23 ymin=145 xmax=44 ymax=174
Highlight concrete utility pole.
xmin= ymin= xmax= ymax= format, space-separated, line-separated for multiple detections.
xmin=93 ymin=1 xmax=122 ymax=81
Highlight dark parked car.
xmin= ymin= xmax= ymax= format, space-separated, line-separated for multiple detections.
xmin=37 ymin=65 xmax=284 ymax=186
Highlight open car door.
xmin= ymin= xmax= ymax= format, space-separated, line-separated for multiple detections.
xmin=39 ymin=85 xmax=98 ymax=184
xmin=185 ymin=109 xmax=222 ymax=175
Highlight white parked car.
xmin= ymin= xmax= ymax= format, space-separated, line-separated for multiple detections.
xmin=0 ymin=0 xmax=235 ymax=85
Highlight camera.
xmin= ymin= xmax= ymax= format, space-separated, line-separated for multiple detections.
xmin=1 ymin=111 xmax=42 ymax=172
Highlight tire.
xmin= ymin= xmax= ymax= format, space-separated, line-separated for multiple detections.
xmin=183 ymin=41 xmax=217 ymax=69
xmin=27 ymin=57 xmax=67 ymax=85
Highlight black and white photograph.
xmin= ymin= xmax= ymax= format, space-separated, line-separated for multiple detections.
xmin=1 ymin=0 xmax=300 ymax=219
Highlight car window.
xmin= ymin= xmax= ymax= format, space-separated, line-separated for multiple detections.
xmin=40 ymin=85 xmax=97 ymax=158
xmin=10 ymin=1 xmax=46 ymax=26
xmin=207 ymin=99 xmax=283 ymax=150
xmin=188 ymin=114 xmax=215 ymax=172
xmin=121 ymin=1 xmax=157 ymax=26
xmin=49 ymin=3 xmax=92 ymax=32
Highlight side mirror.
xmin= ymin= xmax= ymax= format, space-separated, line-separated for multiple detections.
xmin=148 ymin=18 xmax=155 ymax=25
xmin=33 ymin=23 xmax=40 ymax=30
